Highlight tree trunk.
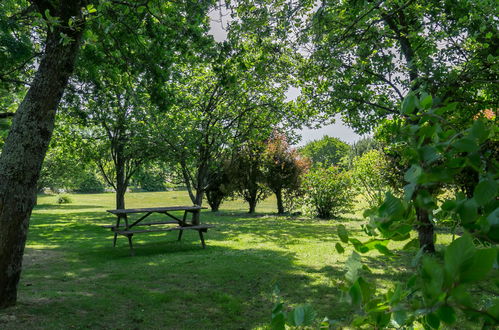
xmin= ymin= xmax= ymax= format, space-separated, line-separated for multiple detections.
xmin=206 ymin=191 xmax=222 ymax=212
xmin=115 ymin=147 xmax=126 ymax=210
xmin=275 ymin=189 xmax=284 ymax=214
xmin=416 ymin=207 xmax=435 ymax=253
xmin=0 ymin=4 xmax=84 ymax=308
xmin=192 ymin=190 xmax=204 ymax=225
xmin=248 ymin=198 xmax=257 ymax=214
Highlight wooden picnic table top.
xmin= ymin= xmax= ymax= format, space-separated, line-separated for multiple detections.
xmin=106 ymin=205 xmax=206 ymax=215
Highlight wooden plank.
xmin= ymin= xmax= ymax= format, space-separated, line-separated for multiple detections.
xmin=107 ymin=206 xmax=207 ymax=215
xmin=117 ymin=224 xmax=214 ymax=235
xmin=101 ymin=220 xmax=179 ymax=228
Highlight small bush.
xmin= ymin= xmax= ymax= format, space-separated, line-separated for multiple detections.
xmin=56 ymin=194 xmax=72 ymax=204
xmin=302 ymin=166 xmax=354 ymax=219
xmin=75 ymin=173 xmax=105 ymax=193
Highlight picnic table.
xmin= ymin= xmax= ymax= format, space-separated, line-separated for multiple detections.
xmin=102 ymin=205 xmax=212 ymax=255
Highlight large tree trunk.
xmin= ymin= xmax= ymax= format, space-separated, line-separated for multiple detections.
xmin=0 ymin=2 xmax=84 ymax=309
xmin=416 ymin=207 xmax=435 ymax=253
xmin=275 ymin=189 xmax=284 ymax=214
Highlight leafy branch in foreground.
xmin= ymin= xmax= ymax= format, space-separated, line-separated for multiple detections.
xmin=332 ymin=95 xmax=498 ymax=328
xmin=273 ymin=95 xmax=498 ymax=329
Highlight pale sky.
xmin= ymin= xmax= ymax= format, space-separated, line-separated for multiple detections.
xmin=208 ymin=8 xmax=363 ymax=146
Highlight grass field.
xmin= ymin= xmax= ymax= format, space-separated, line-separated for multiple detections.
xmin=0 ymin=191 xmax=450 ymax=329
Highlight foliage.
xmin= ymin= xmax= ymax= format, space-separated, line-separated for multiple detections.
xmin=148 ymin=32 xmax=298 ymax=209
xmin=131 ymin=163 xmax=170 ymax=192
xmin=74 ymin=172 xmax=105 ymax=193
xmin=302 ymin=166 xmax=354 ymax=219
xmin=227 ymin=141 xmax=270 ymax=213
xmin=205 ymin=163 xmax=234 ymax=212
xmin=299 ymin=0 xmax=498 ymax=133
xmin=330 ymin=95 xmax=499 ymax=328
xmin=263 ymin=132 xmax=310 ymax=214
xmin=55 ymin=195 xmax=72 ymax=204
xmin=298 ymin=135 xmax=349 ymax=168
xmin=351 ymin=149 xmax=392 ymax=208
xmin=342 ymin=136 xmax=381 ymax=169
xmin=270 ymin=285 xmax=316 ymax=330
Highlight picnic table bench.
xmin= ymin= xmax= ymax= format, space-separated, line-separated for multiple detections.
xmin=102 ymin=206 xmax=212 ymax=255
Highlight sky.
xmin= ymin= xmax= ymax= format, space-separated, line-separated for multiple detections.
xmin=208 ymin=8 xmax=363 ymax=146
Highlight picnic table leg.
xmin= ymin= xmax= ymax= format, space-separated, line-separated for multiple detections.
xmin=113 ymin=215 xmax=122 ymax=247
xmin=182 ymin=211 xmax=187 ymax=227
xmin=177 ymin=229 xmax=183 ymax=241
xmin=127 ymin=234 xmax=135 ymax=256
xmin=198 ymin=230 xmax=206 ymax=249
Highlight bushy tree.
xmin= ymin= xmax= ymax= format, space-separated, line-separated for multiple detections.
xmin=205 ymin=164 xmax=234 ymax=212
xmin=299 ymin=136 xmax=350 ymax=168
xmin=302 ymin=166 xmax=354 ymax=219
xmin=263 ymin=132 xmax=310 ymax=214
xmin=228 ymin=142 xmax=270 ymax=214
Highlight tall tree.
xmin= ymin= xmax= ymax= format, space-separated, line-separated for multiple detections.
xmin=263 ymin=132 xmax=310 ymax=214
xmin=150 ymin=36 xmax=296 ymax=223
xmin=298 ymin=0 xmax=498 ymax=252
xmin=228 ymin=141 xmax=270 ymax=214
xmin=0 ymin=0 xmax=216 ymax=308
xmin=0 ymin=0 xmax=88 ymax=308
xmin=299 ymin=135 xmax=350 ymax=168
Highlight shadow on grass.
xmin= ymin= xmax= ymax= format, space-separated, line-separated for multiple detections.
xmin=11 ymin=239 xmax=349 ymax=329
xmin=2 ymin=209 xmax=404 ymax=329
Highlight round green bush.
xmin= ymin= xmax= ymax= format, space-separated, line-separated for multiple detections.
xmin=302 ymin=166 xmax=355 ymax=219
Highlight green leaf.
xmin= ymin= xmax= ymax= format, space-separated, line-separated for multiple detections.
xmin=425 ymin=313 xmax=440 ymax=329
xmin=289 ymin=304 xmax=316 ymax=326
xmin=403 ymin=238 xmax=419 ymax=250
xmin=444 ymin=234 xmax=476 ymax=279
xmin=453 ymin=138 xmax=478 ymax=153
xmin=349 ymin=281 xmax=362 ymax=308
xmin=487 ymin=208 xmax=499 ymax=226
xmin=474 ymin=179 xmax=498 ymax=206
xmin=374 ymin=244 xmax=393 ymax=256
xmin=487 ymin=299 xmax=499 ymax=319
xmin=457 ymin=199 xmax=478 ymax=224
xmin=345 ymin=252 xmax=362 ymax=283
xmin=451 ymin=285 xmax=473 ymax=307
xmin=335 ymin=242 xmax=345 ymax=254
xmin=401 ymin=93 xmax=418 ymax=114
xmin=404 ymin=165 xmax=423 ymax=183
xmin=379 ymin=193 xmax=404 ymax=217
xmin=460 ymin=248 xmax=497 ymax=283
xmin=470 ymin=119 xmax=490 ymax=143
xmin=441 ymin=200 xmax=457 ymax=211
xmin=392 ymin=310 xmax=408 ymax=327
xmin=404 ymin=183 xmax=417 ymax=201
xmin=271 ymin=312 xmax=285 ymax=330
xmin=337 ymin=224 xmax=349 ymax=243
xmin=420 ymin=94 xmax=433 ymax=109
xmin=436 ymin=305 xmax=456 ymax=324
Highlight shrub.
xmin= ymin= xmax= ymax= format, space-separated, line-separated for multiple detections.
xmin=351 ymin=149 xmax=392 ymax=208
xmin=302 ymin=166 xmax=355 ymax=219
xmin=74 ymin=172 xmax=105 ymax=193
xmin=56 ymin=194 xmax=72 ymax=204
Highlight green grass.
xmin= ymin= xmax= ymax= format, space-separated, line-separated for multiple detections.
xmin=0 ymin=191 xmax=446 ymax=329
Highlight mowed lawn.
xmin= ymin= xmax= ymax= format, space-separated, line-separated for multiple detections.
xmin=1 ymin=191 xmax=435 ymax=329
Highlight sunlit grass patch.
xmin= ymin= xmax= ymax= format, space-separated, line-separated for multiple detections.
xmin=0 ymin=191 xmax=456 ymax=329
